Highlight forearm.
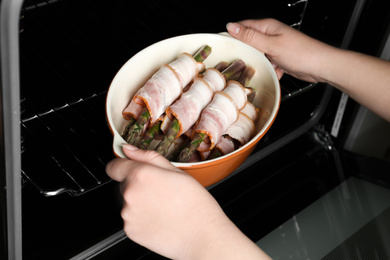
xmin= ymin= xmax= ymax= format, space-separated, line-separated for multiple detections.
xmin=204 ymin=225 xmax=271 ymax=260
xmin=227 ymin=19 xmax=390 ymax=122
xmin=185 ymin=217 xmax=271 ymax=260
xmin=319 ymin=47 xmax=390 ymax=122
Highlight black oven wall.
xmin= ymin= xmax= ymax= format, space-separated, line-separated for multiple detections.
xmin=19 ymin=0 xmax=358 ymax=198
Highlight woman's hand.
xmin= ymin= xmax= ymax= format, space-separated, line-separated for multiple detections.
xmin=227 ymin=18 xmax=390 ymax=122
xmin=226 ymin=18 xmax=335 ymax=83
xmin=106 ymin=144 xmax=271 ymax=260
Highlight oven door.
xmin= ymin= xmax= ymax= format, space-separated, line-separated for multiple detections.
xmin=86 ymin=129 xmax=390 ymax=260
xmin=212 ymin=132 xmax=390 ymax=260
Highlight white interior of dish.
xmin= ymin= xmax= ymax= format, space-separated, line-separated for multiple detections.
xmin=106 ymin=33 xmax=280 ymax=164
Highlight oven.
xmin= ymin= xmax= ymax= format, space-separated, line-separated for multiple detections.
xmin=1 ymin=0 xmax=390 ymax=259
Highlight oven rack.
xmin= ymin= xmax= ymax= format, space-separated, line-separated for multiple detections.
xmin=20 ymin=75 xmax=312 ymax=197
xmin=18 ymin=0 xmax=311 ymax=196
xmin=280 ymin=75 xmax=317 ymax=101
xmin=20 ymin=92 xmax=115 ymax=197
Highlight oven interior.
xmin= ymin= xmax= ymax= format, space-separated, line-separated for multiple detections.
xmin=15 ymin=0 xmax=383 ymax=259
xmin=19 ymin=0 xmax=353 ymax=197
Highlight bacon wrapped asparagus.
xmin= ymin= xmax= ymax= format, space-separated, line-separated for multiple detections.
xmin=120 ymin=45 xmax=262 ymax=163
xmin=177 ymin=73 xmax=253 ymax=162
xmin=123 ymin=45 xmax=212 ymax=144
xmin=136 ymin=60 xmax=238 ymax=150
xmin=121 ymin=100 xmax=143 ymax=138
xmin=154 ymin=60 xmax=246 ymax=156
xmin=207 ymin=101 xmax=258 ymax=159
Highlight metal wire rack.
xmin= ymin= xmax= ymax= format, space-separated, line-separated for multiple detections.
xmin=19 ymin=0 xmax=311 ymax=196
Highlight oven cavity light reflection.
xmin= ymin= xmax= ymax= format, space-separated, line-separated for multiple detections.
xmin=293 ymin=215 xmax=301 ymax=239
xmin=287 ymin=0 xmax=307 ymax=7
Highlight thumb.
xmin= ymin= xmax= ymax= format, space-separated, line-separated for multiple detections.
xmin=106 ymin=144 xmax=179 ymax=182
xmin=226 ymin=22 xmax=273 ymax=54
xmin=121 ymin=143 xmax=177 ymax=171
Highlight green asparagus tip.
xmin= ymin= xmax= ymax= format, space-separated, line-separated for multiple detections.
xmin=177 ymin=133 xmax=206 ymax=162
xmin=207 ymin=148 xmax=223 ymax=160
xmin=138 ymin=121 xmax=162 ymax=150
xmin=155 ymin=118 xmax=180 ymax=156
xmin=237 ymin=66 xmax=256 ymax=87
xmin=193 ymin=45 xmax=212 ymax=62
xmin=125 ymin=108 xmax=150 ymax=145
xmin=214 ymin=61 xmax=230 ymax=72
xmin=221 ymin=59 xmax=246 ymax=81
xmin=121 ymin=116 xmax=136 ymax=138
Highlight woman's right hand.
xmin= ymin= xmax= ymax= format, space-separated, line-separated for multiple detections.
xmin=226 ymin=18 xmax=335 ymax=83
xmin=227 ymin=18 xmax=390 ymax=122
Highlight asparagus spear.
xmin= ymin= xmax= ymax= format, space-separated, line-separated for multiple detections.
xmin=193 ymin=45 xmax=212 ymax=65
xmin=138 ymin=120 xmax=163 ymax=149
xmin=221 ymin=59 xmax=246 ymax=81
xmin=154 ymin=60 xmax=246 ymax=156
xmin=154 ymin=118 xmax=180 ymax=154
xmin=237 ymin=66 xmax=255 ymax=87
xmin=214 ymin=61 xmax=229 ymax=72
xmin=237 ymin=66 xmax=257 ymax=103
xmin=125 ymin=45 xmax=212 ymax=144
xmin=167 ymin=135 xmax=191 ymax=161
xmin=125 ymin=107 xmax=150 ymax=144
xmin=176 ymin=133 xmax=206 ymax=162
xmin=121 ymin=117 xmax=136 ymax=139
xmin=207 ymin=148 xmax=223 ymax=160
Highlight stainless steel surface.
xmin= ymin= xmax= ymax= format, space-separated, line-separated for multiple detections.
xmin=0 ymin=0 xmax=24 ymax=259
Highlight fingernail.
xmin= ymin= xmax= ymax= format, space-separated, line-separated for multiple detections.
xmin=122 ymin=143 xmax=138 ymax=151
xmin=226 ymin=22 xmax=240 ymax=35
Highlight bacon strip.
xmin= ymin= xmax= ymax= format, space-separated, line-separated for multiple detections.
xmin=166 ymin=78 xmax=213 ymax=138
xmin=166 ymin=68 xmax=226 ymax=138
xmin=222 ymin=80 xmax=247 ymax=110
xmin=132 ymin=53 xmax=200 ymax=125
xmin=224 ymin=112 xmax=256 ymax=146
xmin=122 ymin=99 xmax=144 ymax=120
xmin=193 ymin=91 xmax=239 ymax=152
xmin=213 ymin=102 xmax=258 ymax=156
xmin=240 ymin=101 xmax=258 ymax=122
xmin=168 ymin=53 xmax=200 ymax=87
xmin=202 ymin=68 xmax=226 ymax=92
xmin=194 ymin=79 xmax=249 ymax=152
xmin=204 ymin=87 xmax=259 ymax=158
xmin=214 ymin=137 xmax=235 ymax=156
